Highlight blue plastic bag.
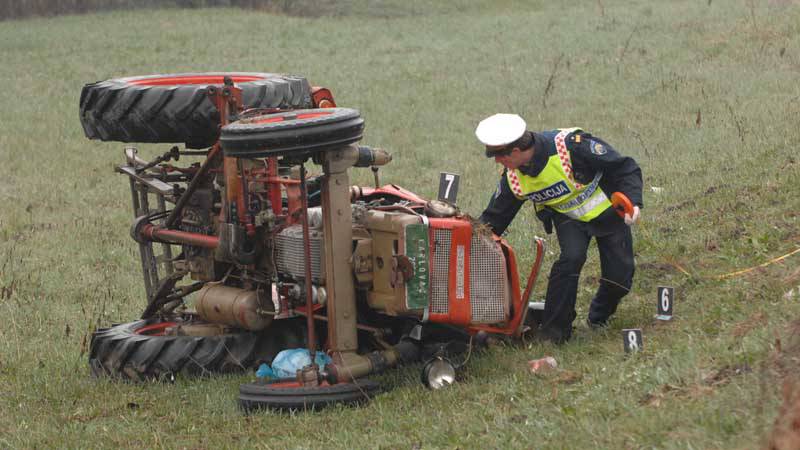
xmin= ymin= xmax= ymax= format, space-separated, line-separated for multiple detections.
xmin=255 ymin=363 xmax=275 ymax=379
xmin=258 ymin=349 xmax=332 ymax=379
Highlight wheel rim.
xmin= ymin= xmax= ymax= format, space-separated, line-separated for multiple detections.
xmin=125 ymin=75 xmax=266 ymax=86
xmin=134 ymin=321 xmax=178 ymax=336
xmin=250 ymin=111 xmax=334 ymax=124
xmin=264 ymin=380 xmax=333 ymax=389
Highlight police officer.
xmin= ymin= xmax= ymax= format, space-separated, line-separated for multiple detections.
xmin=476 ymin=114 xmax=643 ymax=343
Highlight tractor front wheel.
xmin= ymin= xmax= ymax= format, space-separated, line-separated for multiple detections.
xmin=239 ymin=378 xmax=381 ymax=412
xmin=220 ymin=108 xmax=364 ymax=158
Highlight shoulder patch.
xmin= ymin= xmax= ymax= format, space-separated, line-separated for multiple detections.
xmin=590 ymin=141 xmax=607 ymax=155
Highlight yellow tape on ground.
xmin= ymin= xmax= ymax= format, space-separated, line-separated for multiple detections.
xmin=714 ymin=247 xmax=800 ymax=280
xmin=662 ymin=247 xmax=800 ymax=280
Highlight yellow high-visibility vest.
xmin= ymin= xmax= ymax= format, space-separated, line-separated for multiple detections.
xmin=506 ymin=128 xmax=612 ymax=222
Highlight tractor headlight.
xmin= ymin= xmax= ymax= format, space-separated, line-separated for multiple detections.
xmin=420 ymin=357 xmax=456 ymax=390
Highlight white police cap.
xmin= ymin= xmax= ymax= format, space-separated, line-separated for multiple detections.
xmin=475 ymin=113 xmax=527 ymax=147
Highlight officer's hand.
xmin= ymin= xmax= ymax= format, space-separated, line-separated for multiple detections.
xmin=624 ymin=206 xmax=640 ymax=226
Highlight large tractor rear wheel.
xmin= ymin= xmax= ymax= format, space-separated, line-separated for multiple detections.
xmin=89 ymin=317 xmax=306 ymax=382
xmin=79 ymin=73 xmax=313 ymax=148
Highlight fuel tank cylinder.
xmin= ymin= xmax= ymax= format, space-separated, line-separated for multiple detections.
xmin=195 ymin=285 xmax=273 ymax=331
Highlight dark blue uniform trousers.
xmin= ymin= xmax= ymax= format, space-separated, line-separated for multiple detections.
xmin=539 ymin=214 xmax=634 ymax=343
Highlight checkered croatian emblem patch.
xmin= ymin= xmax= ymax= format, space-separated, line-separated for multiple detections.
xmin=555 ymin=129 xmax=583 ymax=189
xmin=507 ymin=169 xmax=524 ymax=197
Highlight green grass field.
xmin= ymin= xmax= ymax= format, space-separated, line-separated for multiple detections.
xmin=1 ymin=0 xmax=800 ymax=448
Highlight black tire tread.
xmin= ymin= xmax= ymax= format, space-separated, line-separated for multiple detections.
xmin=79 ymin=72 xmax=313 ymax=149
xmin=90 ymin=319 xmax=260 ymax=382
xmin=220 ymin=107 xmax=364 ymax=158
xmin=239 ymin=379 xmax=381 ymax=412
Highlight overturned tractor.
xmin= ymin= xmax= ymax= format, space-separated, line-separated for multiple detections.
xmin=80 ymin=73 xmax=543 ymax=410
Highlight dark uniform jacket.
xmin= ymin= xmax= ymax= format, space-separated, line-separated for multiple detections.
xmin=479 ymin=130 xmax=643 ymax=236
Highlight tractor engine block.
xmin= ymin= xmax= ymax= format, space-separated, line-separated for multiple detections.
xmin=270 ymin=207 xmax=515 ymax=329
xmin=274 ymin=224 xmax=325 ymax=283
